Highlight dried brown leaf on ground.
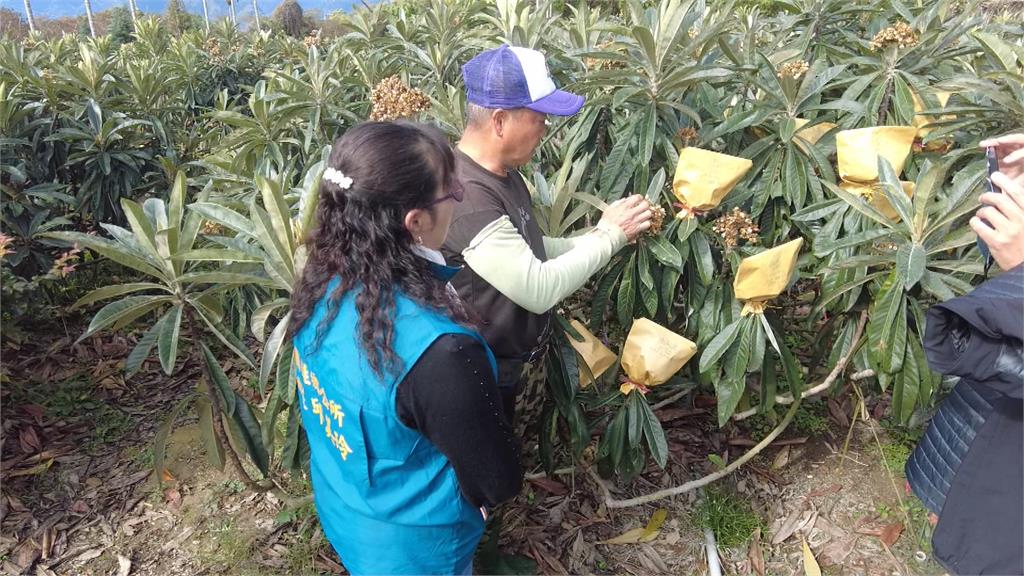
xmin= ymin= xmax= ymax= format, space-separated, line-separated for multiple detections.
xmin=857 ymin=522 xmax=904 ymax=547
xmin=527 ymin=476 xmax=568 ymax=496
xmin=748 ymin=528 xmax=765 ymax=576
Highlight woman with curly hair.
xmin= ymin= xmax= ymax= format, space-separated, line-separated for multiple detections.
xmin=289 ymin=121 xmax=521 ymax=575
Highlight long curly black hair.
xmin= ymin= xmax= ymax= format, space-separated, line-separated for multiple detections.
xmin=288 ymin=121 xmax=469 ymax=377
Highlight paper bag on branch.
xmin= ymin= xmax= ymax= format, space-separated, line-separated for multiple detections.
xmin=836 ymin=127 xmax=918 ymax=183
xmin=733 ymin=238 xmax=804 ymax=316
xmin=566 ymin=319 xmax=616 ymax=387
xmin=840 ymin=180 xmax=915 ymax=221
xmin=672 ymin=148 xmax=753 ymax=219
xmin=794 ymin=118 xmax=837 ymax=146
xmin=619 ymin=318 xmax=697 ymax=395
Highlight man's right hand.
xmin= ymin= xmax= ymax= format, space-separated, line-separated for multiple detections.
xmin=980 ymin=133 xmax=1024 ymax=187
xmin=600 ymin=195 xmax=653 ymax=242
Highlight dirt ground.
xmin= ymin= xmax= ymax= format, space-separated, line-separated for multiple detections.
xmin=2 ymin=329 xmax=946 ymax=576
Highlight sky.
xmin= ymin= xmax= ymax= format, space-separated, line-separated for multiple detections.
xmin=2 ymin=0 xmax=364 ymax=19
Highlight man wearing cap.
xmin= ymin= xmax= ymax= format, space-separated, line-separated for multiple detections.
xmin=442 ymin=45 xmax=653 ymax=421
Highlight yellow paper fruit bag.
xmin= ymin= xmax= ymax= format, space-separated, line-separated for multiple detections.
xmin=840 ymin=181 xmax=915 ymax=221
xmin=733 ymin=238 xmax=804 ymax=315
xmin=619 ymin=318 xmax=697 ymax=395
xmin=794 ymin=118 xmax=837 ymax=145
xmin=672 ymin=148 xmax=753 ymax=218
xmin=566 ymin=319 xmax=617 ymax=387
xmin=836 ymin=126 xmax=918 ymax=183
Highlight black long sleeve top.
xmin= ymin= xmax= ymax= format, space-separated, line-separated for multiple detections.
xmin=395 ymin=333 xmax=523 ymax=509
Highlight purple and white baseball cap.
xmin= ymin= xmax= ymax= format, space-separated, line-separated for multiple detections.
xmin=462 ymin=45 xmax=585 ymax=116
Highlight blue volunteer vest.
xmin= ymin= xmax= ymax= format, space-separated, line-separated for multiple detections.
xmin=292 ymin=272 xmax=497 ymax=575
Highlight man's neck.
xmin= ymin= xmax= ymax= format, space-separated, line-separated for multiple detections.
xmin=457 ymin=133 xmax=508 ymax=177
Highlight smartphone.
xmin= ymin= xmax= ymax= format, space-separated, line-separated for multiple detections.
xmin=977 ymin=146 xmax=1000 ymax=272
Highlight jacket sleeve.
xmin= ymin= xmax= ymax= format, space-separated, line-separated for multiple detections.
xmin=925 ymin=306 xmax=1024 ymax=399
xmin=924 ymin=265 xmax=1024 ymax=400
xmin=395 ymin=333 xmax=522 ymax=509
xmin=462 ymin=216 xmax=627 ymax=314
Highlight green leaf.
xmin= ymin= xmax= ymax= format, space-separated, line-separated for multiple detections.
xmin=188 ymin=202 xmax=252 ymax=236
xmin=716 ymin=377 xmax=744 ymax=426
xmin=640 ymin=398 xmax=668 ymax=468
xmin=121 ymin=198 xmax=164 ymax=264
xmin=157 ymin=305 xmax=183 ymax=375
xmin=868 ymin=272 xmax=906 ymax=374
xmin=877 ymin=158 xmax=914 ymax=229
xmin=647 ymin=234 xmax=683 ymax=269
xmin=195 ymin=306 xmax=256 ymax=367
xmin=201 ymin=342 xmax=236 ymax=416
xmin=259 ymin=312 xmax=291 ymax=390
xmin=627 ymin=393 xmax=643 ymax=449
xmin=82 ymin=295 xmax=173 ymax=341
xmin=638 ymin=103 xmax=657 ymax=168
xmin=229 ymin=394 xmax=270 ymax=476
xmin=179 ymin=271 xmax=275 ymax=287
xmin=691 ymin=231 xmax=714 ymax=286
xmin=617 ymin=254 xmax=637 ymax=327
xmin=760 ymin=349 xmax=778 ymax=413
xmin=895 ymin=242 xmax=926 ymax=289
xmin=44 ymin=231 xmax=168 ymax=280
xmin=251 ymin=298 xmax=289 ymax=342
xmin=699 ymin=317 xmax=744 ymax=373
xmin=125 ymin=314 xmax=167 ymax=376
xmin=638 ymin=245 xmax=655 ymax=290
xmin=280 ymin=401 xmax=308 ymax=472
xmin=813 ymin=228 xmax=892 ymax=257
xmin=72 ymin=282 xmax=170 ymax=309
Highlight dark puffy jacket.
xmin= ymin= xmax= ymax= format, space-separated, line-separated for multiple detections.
xmin=905 ymin=264 xmax=1023 ymax=576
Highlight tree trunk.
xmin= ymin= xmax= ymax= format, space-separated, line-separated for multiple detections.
xmin=84 ymin=0 xmax=96 ymax=37
xmin=228 ymin=0 xmax=237 ymax=25
xmin=128 ymin=0 xmax=139 ymax=30
xmin=251 ymin=0 xmax=261 ymax=31
xmin=201 ymin=0 xmax=210 ymax=32
xmin=23 ymin=0 xmax=36 ymax=32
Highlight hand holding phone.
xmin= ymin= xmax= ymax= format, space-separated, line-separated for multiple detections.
xmin=977 ymin=147 xmax=1000 ymax=270
xmin=972 ymin=140 xmax=1024 ymax=272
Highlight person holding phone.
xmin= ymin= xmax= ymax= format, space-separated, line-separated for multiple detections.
xmin=973 ymin=133 xmax=1024 ymax=271
xmin=904 ymin=134 xmax=1024 ymax=575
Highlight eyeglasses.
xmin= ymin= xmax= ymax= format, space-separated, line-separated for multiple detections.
xmin=425 ymin=179 xmax=464 ymax=207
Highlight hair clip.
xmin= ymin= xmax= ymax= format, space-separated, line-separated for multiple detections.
xmin=323 ymin=167 xmax=353 ymax=190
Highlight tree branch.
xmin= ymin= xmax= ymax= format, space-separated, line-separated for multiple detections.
xmin=731 ymin=309 xmax=869 ymax=422
xmin=591 ymin=398 xmax=803 ymax=508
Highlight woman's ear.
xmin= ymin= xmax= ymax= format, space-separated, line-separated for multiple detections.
xmin=404 ymin=208 xmax=430 ymax=242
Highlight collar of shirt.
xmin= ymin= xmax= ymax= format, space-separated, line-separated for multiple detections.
xmin=413 ymin=244 xmax=462 ymax=282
